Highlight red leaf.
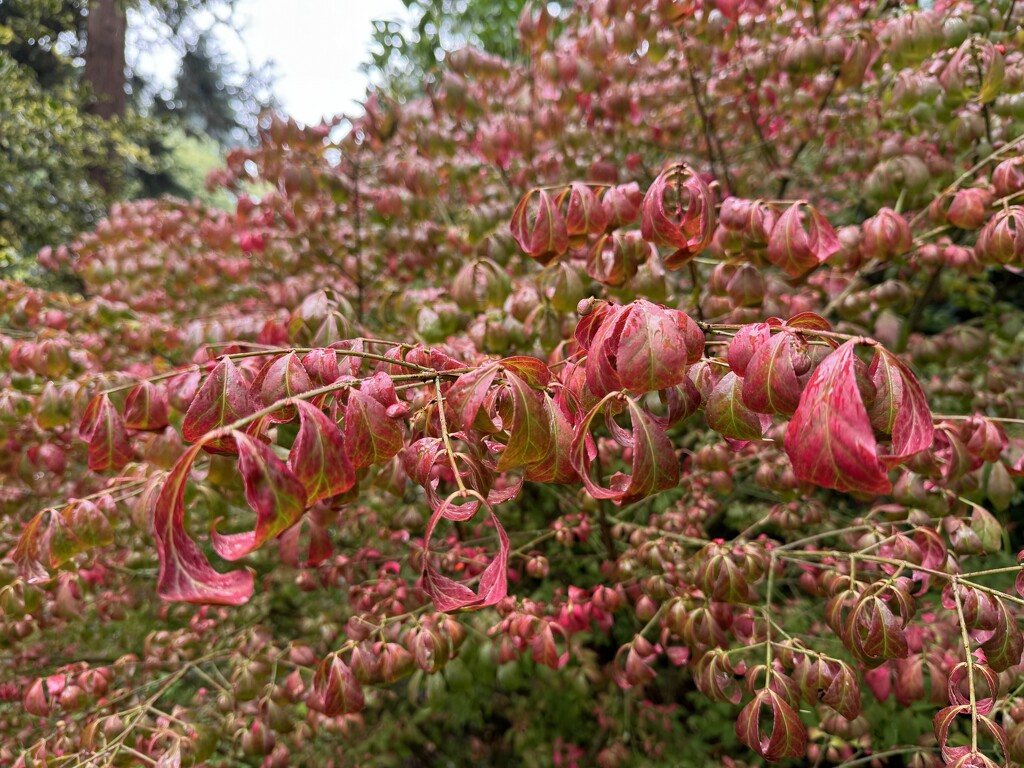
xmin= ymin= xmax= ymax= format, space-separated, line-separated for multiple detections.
xmin=694 ymin=650 xmax=742 ymax=704
xmin=847 ymin=594 xmax=910 ymax=667
xmin=655 ymin=377 xmax=702 ymax=428
xmin=182 ymin=357 xmax=253 ymax=453
xmin=735 ymin=688 xmax=807 ymax=761
xmin=821 ymin=661 xmax=862 ymax=719
xmin=948 ymin=661 xmax=999 ymax=715
xmin=10 ymin=511 xmax=49 ymax=582
xmin=586 ymin=232 xmax=647 ymax=287
xmin=601 ymin=181 xmax=643 ymax=228
xmin=571 ymin=396 xmax=679 ymax=505
xmin=80 ymin=394 xmax=133 ymax=471
xmin=786 ymin=311 xmax=833 ymax=332
xmin=166 ymin=368 xmax=201 ymax=413
xmin=582 ymin=300 xmax=704 ymax=397
xmin=784 ymin=341 xmax=891 ymax=495
xmin=531 ymin=623 xmax=569 ymax=670
xmin=421 ymin=495 xmax=509 ymax=612
xmin=869 ymin=347 xmax=934 ymax=465
xmin=403 ymin=437 xmax=486 ymax=514
xmin=360 ymin=370 xmax=408 ymax=417
xmin=288 ymin=400 xmax=355 ymax=506
xmin=727 ymin=321 xmax=776 ymax=377
xmin=767 ymin=201 xmax=840 ymax=277
xmin=344 ymin=387 xmax=404 ymax=470
xmin=154 ymin=442 xmax=254 ymax=604
xmin=980 ymin=600 xmax=1024 ymax=672
xmin=23 ymin=678 xmax=50 ymax=717
xmin=525 ymin=394 xmax=579 ymax=484
xmin=301 ymin=347 xmax=341 ymax=387
xmin=934 ymin=704 xmax=972 ymax=763
xmin=124 ymin=381 xmax=170 ymax=431
xmin=211 ymin=432 xmax=308 ymax=561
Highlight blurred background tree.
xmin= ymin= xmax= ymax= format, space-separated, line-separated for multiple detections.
xmin=0 ymin=0 xmax=271 ymax=282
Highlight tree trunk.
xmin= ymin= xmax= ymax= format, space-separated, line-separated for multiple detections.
xmin=84 ymin=0 xmax=126 ymax=120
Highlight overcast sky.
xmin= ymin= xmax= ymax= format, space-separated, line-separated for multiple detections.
xmin=132 ymin=0 xmax=409 ymax=126
xmin=228 ymin=0 xmax=407 ymax=124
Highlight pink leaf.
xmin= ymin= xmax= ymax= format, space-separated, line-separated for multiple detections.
xmin=250 ymin=352 xmax=313 ymax=422
xmin=735 ymin=688 xmax=807 ymax=761
xmin=510 ymin=188 xmax=569 ymax=264
xmin=344 ymin=387 xmax=404 ymax=470
xmin=706 ymin=372 xmax=767 ymax=441
xmin=640 ymin=163 xmax=716 ymax=269
xmin=742 ymin=330 xmax=811 ymax=416
xmin=581 ymin=300 xmax=704 ymax=397
xmin=571 ymin=396 xmax=679 ymax=505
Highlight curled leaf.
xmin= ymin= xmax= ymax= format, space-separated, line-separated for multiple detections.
xmin=579 ymin=300 xmax=704 ymax=397
xmin=251 ymin=352 xmax=313 ymax=422
xmin=496 ymin=371 xmax=551 ymax=471
xmin=571 ymin=396 xmax=679 ymax=505
xmin=211 ymin=432 xmax=308 ymax=561
xmin=560 ymin=181 xmax=611 ymax=238
xmin=640 ymin=163 xmax=716 ymax=269
xmin=869 ymin=347 xmax=934 ymax=465
xmin=422 ymin=494 xmax=509 ymax=612
xmin=706 ymin=372 xmax=767 ymax=441
xmin=154 ymin=442 xmax=254 ymax=605
xmin=124 ymin=381 xmax=170 ymax=431
xmin=742 ymin=330 xmax=812 ymax=416
xmin=344 ymin=387 xmax=404 ymax=470
xmin=311 ymin=654 xmax=364 ymax=715
xmin=510 ymin=188 xmax=569 ymax=264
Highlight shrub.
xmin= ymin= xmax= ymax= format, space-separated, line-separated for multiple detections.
xmin=2 ymin=1 xmax=1024 ymax=766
